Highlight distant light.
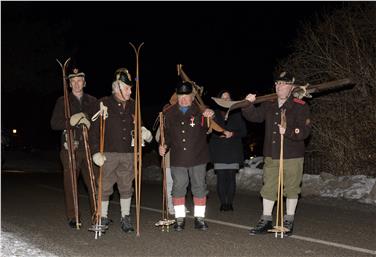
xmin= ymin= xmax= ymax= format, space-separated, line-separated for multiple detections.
xmin=12 ymin=129 xmax=17 ymax=134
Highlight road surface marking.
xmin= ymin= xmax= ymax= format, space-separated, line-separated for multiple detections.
xmin=39 ymin=184 xmax=376 ymax=256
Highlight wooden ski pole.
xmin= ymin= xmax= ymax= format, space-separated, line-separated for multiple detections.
xmin=88 ymin=102 xmax=108 ymax=239
xmin=154 ymin=112 xmax=175 ymax=231
xmin=82 ymin=125 xmax=97 ymax=224
xmin=268 ymin=109 xmax=289 ymax=238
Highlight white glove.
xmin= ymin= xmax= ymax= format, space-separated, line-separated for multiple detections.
xmin=93 ymin=152 xmax=106 ymax=167
xmin=141 ymin=126 xmax=153 ymax=143
xmin=70 ymin=112 xmax=91 ymax=129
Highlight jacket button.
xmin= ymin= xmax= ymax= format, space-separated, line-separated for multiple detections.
xmin=123 ymin=128 xmax=126 ymax=131
xmin=182 ymin=130 xmax=185 ymax=133
xmin=272 ymin=140 xmax=276 ymax=143
xmin=275 ymin=112 xmax=279 ymax=115
xmin=183 ymin=147 xmax=187 ymax=151
xmin=181 ymin=122 xmax=185 ymax=125
xmin=274 ymin=122 xmax=277 ymax=125
xmin=122 ymin=137 xmax=126 ymax=140
xmin=120 ymin=112 xmax=123 ymax=115
xmin=122 ymin=120 xmax=126 ymax=122
xmin=182 ymin=139 xmax=186 ymax=142
xmin=118 ymin=103 xmax=121 ymax=106
xmin=273 ymin=131 xmax=276 ymax=134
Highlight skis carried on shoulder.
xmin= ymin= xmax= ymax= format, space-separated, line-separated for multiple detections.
xmin=212 ymin=78 xmax=354 ymax=120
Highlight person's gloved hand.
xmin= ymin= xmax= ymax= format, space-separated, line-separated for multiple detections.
xmin=141 ymin=126 xmax=153 ymax=143
xmin=93 ymin=152 xmax=106 ymax=167
xmin=70 ymin=112 xmax=91 ymax=129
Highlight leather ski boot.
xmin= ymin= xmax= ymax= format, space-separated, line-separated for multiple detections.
xmin=283 ymin=215 xmax=294 ymax=236
xmin=120 ymin=215 xmax=134 ymax=233
xmin=194 ymin=217 xmax=208 ymax=231
xmin=249 ymin=216 xmax=273 ymax=235
xmin=174 ymin=218 xmax=185 ymax=232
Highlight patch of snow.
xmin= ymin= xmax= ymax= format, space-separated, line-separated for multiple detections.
xmin=207 ymin=167 xmax=376 ymax=205
xmin=320 ymin=174 xmax=376 ymax=201
xmin=142 ymin=162 xmax=376 ymax=205
xmin=1 ymin=230 xmax=57 ymax=257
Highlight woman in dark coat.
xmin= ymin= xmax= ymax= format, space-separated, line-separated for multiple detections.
xmin=209 ymin=90 xmax=247 ymax=211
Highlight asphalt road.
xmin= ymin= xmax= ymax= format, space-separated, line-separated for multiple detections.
xmin=2 ymin=170 xmax=376 ymax=257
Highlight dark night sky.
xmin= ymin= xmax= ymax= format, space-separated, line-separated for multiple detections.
xmin=1 ymin=1 xmax=345 ymax=149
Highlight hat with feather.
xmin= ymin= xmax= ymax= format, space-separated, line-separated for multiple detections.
xmin=113 ymin=68 xmax=133 ymax=86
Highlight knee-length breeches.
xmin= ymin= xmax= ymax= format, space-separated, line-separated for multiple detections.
xmin=101 ymin=152 xmax=134 ymax=200
xmin=261 ymin=157 xmax=304 ymax=201
xmin=171 ymin=164 xmax=207 ymax=198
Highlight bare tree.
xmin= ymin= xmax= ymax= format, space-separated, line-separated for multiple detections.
xmin=279 ymin=3 xmax=376 ymax=176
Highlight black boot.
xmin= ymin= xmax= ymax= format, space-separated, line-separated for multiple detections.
xmin=283 ymin=215 xmax=294 ymax=236
xmin=68 ymin=218 xmax=81 ymax=229
xmin=120 ymin=215 xmax=134 ymax=233
xmin=194 ymin=217 xmax=208 ymax=231
xmin=100 ymin=217 xmax=112 ymax=230
xmin=101 ymin=217 xmax=112 ymax=226
xmin=249 ymin=216 xmax=273 ymax=235
xmin=174 ymin=218 xmax=185 ymax=232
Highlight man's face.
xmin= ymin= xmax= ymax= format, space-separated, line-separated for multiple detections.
xmin=117 ymin=83 xmax=132 ymax=101
xmin=275 ymin=81 xmax=293 ymax=100
xmin=177 ymin=94 xmax=194 ymax=107
xmin=70 ymin=77 xmax=85 ymax=94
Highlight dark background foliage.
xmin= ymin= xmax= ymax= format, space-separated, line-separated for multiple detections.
xmin=278 ymin=3 xmax=376 ymax=176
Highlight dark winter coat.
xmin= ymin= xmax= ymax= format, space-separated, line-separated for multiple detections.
xmin=50 ymin=92 xmax=98 ymax=151
xmin=91 ymin=95 xmax=135 ymax=154
xmin=241 ymin=96 xmax=311 ymax=159
xmin=209 ymin=109 xmax=247 ymax=165
xmin=164 ymin=103 xmax=210 ymax=167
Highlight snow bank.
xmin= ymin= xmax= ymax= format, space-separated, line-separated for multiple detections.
xmin=143 ymin=165 xmax=376 ymax=205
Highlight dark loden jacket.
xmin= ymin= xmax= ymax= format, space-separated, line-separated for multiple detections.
xmin=241 ymin=96 xmax=311 ymax=159
xmin=51 ymin=92 xmax=98 ymax=151
xmin=164 ymin=103 xmax=211 ymax=167
xmin=91 ymin=95 xmax=135 ymax=154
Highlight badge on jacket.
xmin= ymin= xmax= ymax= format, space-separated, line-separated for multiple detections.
xmin=190 ymin=116 xmax=195 ymax=127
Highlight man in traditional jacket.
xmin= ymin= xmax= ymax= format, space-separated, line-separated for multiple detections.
xmin=159 ymin=81 xmax=215 ymax=232
xmin=242 ymin=71 xmax=311 ymax=236
xmin=91 ymin=68 xmax=152 ymax=233
xmin=51 ymin=67 xmax=98 ymax=228
xmin=156 ymin=119 xmax=191 ymax=216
